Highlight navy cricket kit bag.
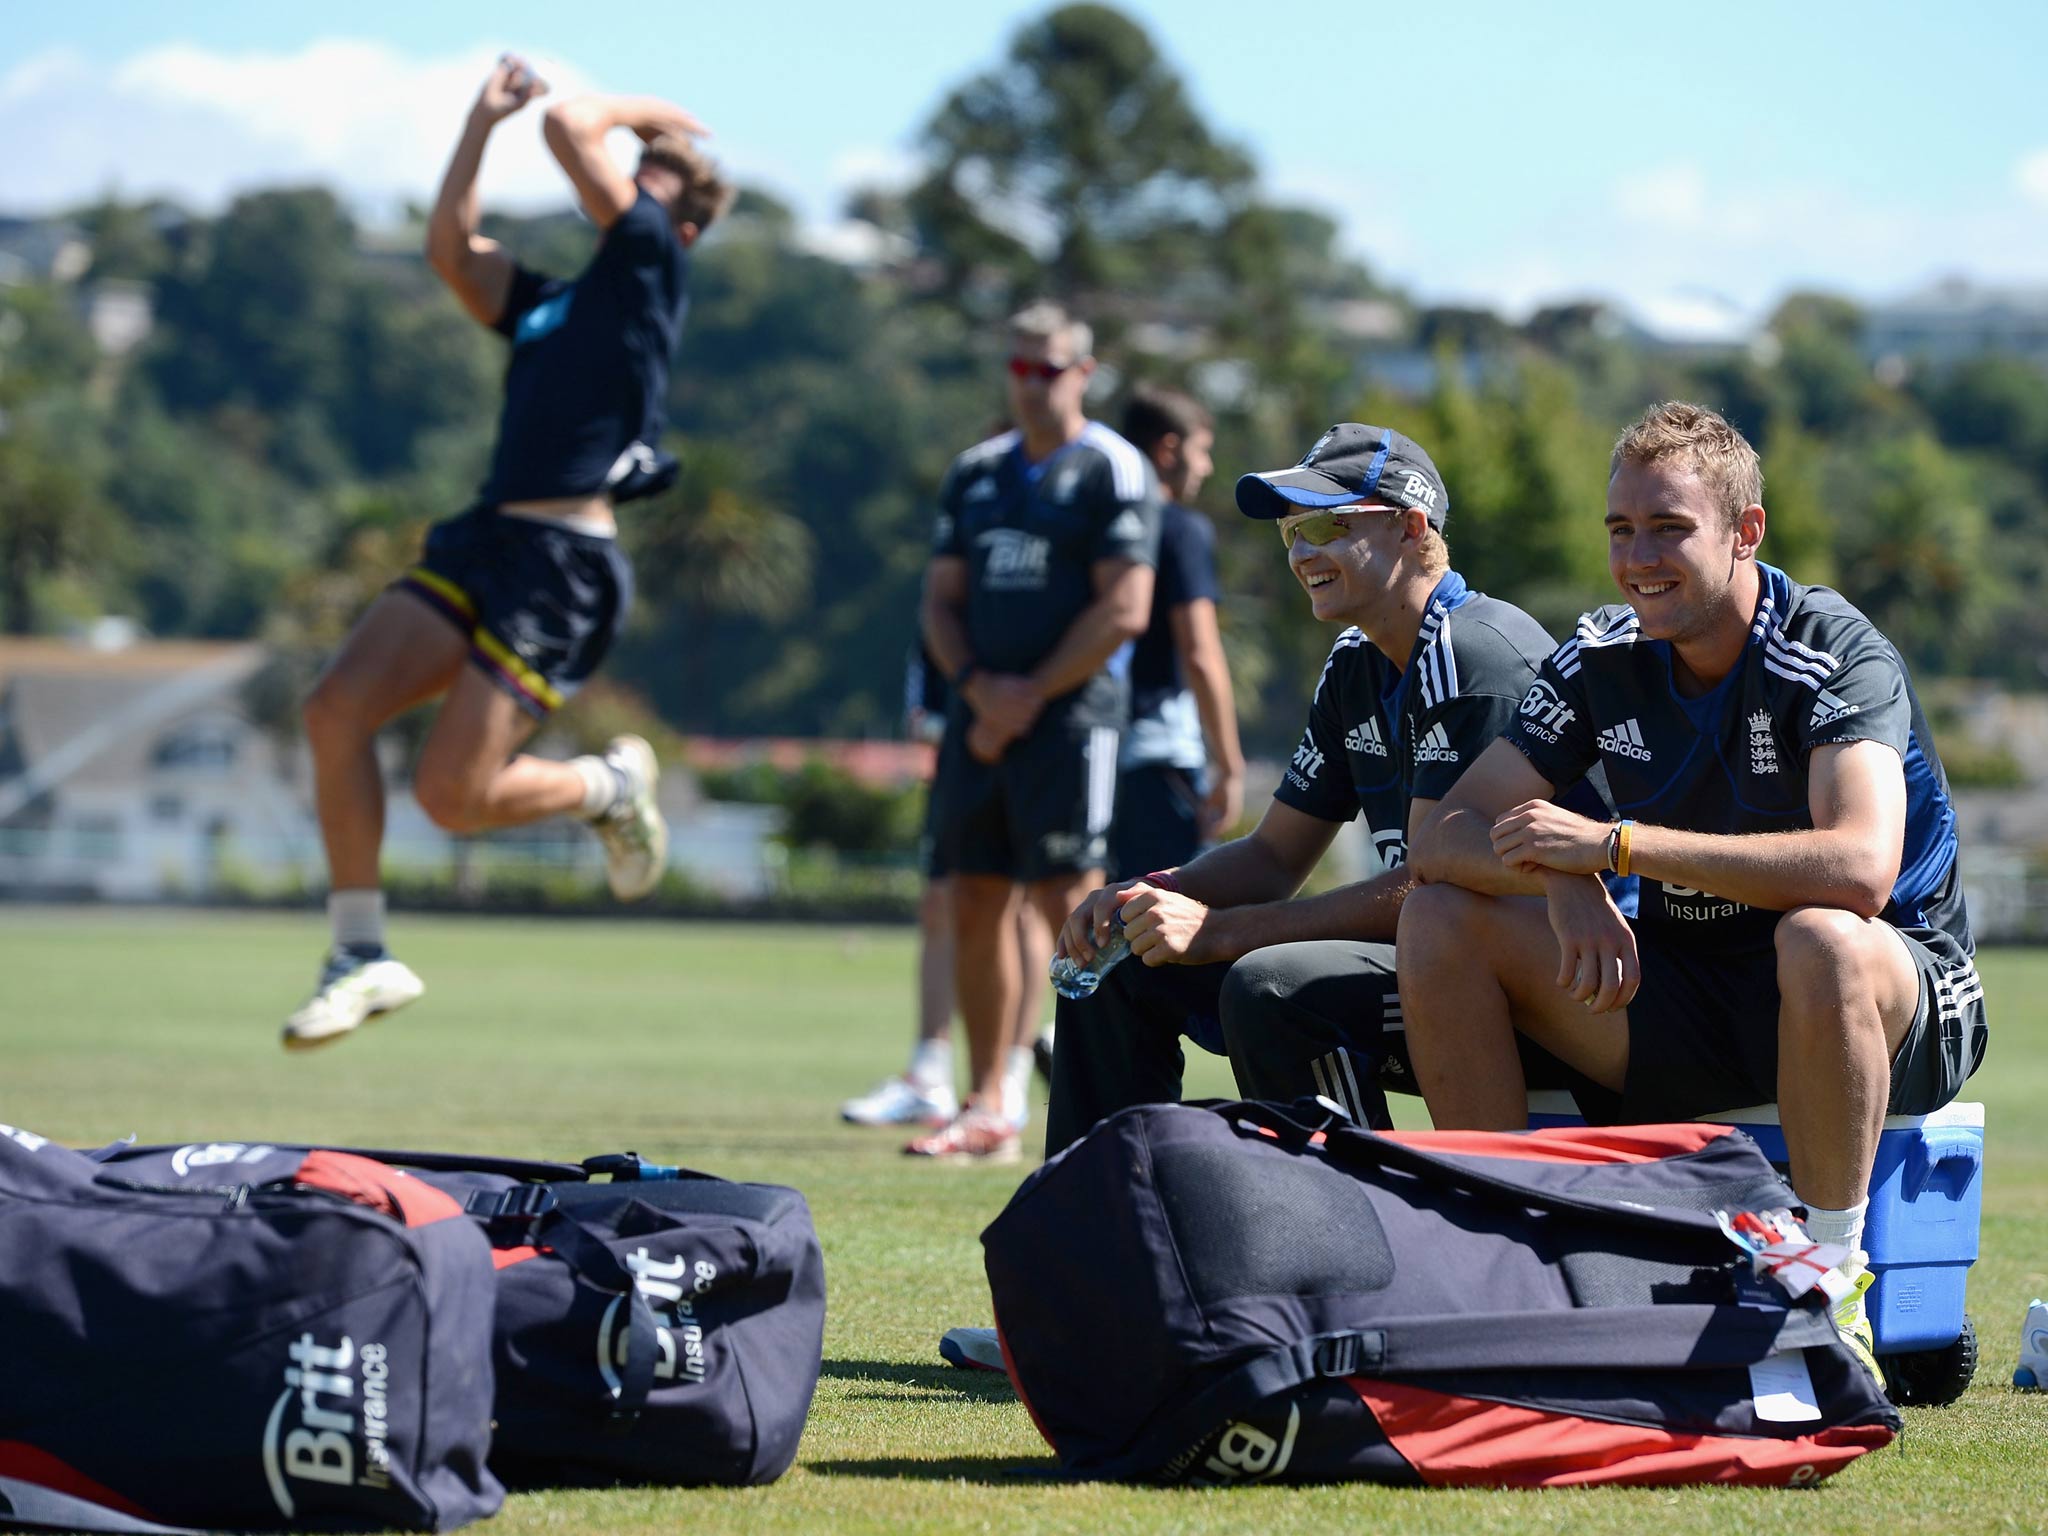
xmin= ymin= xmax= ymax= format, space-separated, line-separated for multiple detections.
xmin=101 ymin=1141 xmax=826 ymax=1490
xmin=0 ymin=1124 xmax=500 ymax=1533
xmin=983 ymin=1101 xmax=1901 ymax=1488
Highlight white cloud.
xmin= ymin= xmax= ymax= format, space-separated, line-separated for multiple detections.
xmin=0 ymin=39 xmax=628 ymax=214
xmin=828 ymin=143 xmax=922 ymax=193
xmin=1613 ymin=163 xmax=1711 ymax=232
xmin=2018 ymin=148 xmax=2048 ymax=208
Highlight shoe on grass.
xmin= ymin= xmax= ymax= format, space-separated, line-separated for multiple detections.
xmin=939 ymin=1325 xmax=1007 ymax=1373
xmin=841 ymin=1075 xmax=957 ymax=1127
xmin=903 ymin=1106 xmax=1020 ymax=1164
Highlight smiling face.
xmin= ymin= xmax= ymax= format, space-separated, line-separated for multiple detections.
xmin=1281 ymin=504 xmax=1410 ymax=626
xmin=1605 ymin=458 xmax=1763 ymax=650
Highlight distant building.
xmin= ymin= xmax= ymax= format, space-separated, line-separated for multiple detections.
xmin=0 ymin=637 xmax=781 ymax=901
xmin=1865 ymin=278 xmax=2048 ymax=374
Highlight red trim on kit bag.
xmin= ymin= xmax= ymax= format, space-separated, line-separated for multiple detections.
xmin=0 ymin=1441 xmax=160 ymax=1521
xmin=1381 ymin=1123 xmax=1733 ymax=1166
xmin=492 ymin=1245 xmax=543 ymax=1269
xmin=295 ymin=1150 xmax=466 ymax=1227
xmin=1347 ymin=1378 xmax=1893 ymax=1487
xmin=995 ymin=1316 xmax=1059 ymax=1451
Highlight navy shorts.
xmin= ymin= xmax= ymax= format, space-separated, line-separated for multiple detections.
xmin=930 ymin=706 xmax=1119 ymax=881
xmin=398 ymin=506 xmax=632 ymax=718
xmin=1109 ymin=762 xmax=1206 ymax=878
xmin=1616 ymin=921 xmax=1988 ymax=1122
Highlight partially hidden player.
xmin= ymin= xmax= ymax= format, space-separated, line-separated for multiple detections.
xmin=1402 ymin=401 xmax=1987 ymax=1381
xmin=285 ymin=55 xmax=733 ymax=1048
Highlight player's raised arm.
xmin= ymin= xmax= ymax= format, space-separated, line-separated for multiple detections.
xmin=425 ymin=54 xmax=547 ymax=327
xmin=543 ymin=95 xmax=711 ymax=230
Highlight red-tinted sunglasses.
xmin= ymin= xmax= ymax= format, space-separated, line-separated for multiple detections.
xmin=1007 ymin=356 xmax=1072 ymax=381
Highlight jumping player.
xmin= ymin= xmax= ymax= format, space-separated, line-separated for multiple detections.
xmin=1402 ymin=402 xmax=1987 ymax=1377
xmin=284 ymin=55 xmax=733 ymax=1048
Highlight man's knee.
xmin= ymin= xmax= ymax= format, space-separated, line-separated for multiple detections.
xmin=1774 ymin=905 xmax=1894 ymax=1036
xmin=302 ymin=671 xmax=374 ymax=751
xmin=952 ymin=875 xmax=1015 ymax=930
xmin=1397 ymin=882 xmax=1489 ymax=971
xmin=413 ymin=761 xmax=488 ymax=834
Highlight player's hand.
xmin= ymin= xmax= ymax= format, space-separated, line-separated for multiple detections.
xmin=1057 ymin=884 xmax=1127 ymax=964
xmin=965 ymin=673 xmax=1045 ymax=737
xmin=965 ymin=716 xmax=1014 ymax=765
xmin=1490 ymin=799 xmax=1611 ymax=876
xmin=1117 ymin=885 xmax=1217 ymax=968
xmin=631 ymin=102 xmax=713 ymax=142
xmin=475 ymin=54 xmax=549 ymax=122
xmin=1198 ymin=767 xmax=1243 ymax=839
xmin=1542 ymin=871 xmax=1639 ymax=1014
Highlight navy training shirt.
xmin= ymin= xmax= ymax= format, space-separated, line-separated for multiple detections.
xmin=1121 ymin=501 xmax=1221 ymax=771
xmin=1273 ymin=571 xmax=1627 ymax=886
xmin=1504 ymin=562 xmax=1969 ymax=955
xmin=932 ymin=422 xmax=1162 ymax=729
xmin=480 ymin=190 xmax=690 ymax=505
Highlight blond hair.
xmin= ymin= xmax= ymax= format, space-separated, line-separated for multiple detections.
xmin=1416 ymin=525 xmax=1450 ymax=578
xmin=642 ymin=134 xmax=735 ymax=233
xmin=1610 ymin=401 xmax=1762 ymax=528
xmin=1009 ymin=300 xmax=1093 ymax=363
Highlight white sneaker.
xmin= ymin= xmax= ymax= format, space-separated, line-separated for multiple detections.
xmin=2016 ymin=1298 xmax=2048 ymax=1390
xmin=1002 ymin=1044 xmax=1035 ymax=1132
xmin=282 ymin=952 xmax=424 ymax=1051
xmin=592 ymin=735 xmax=667 ymax=901
xmin=939 ymin=1325 xmax=1007 ymax=1373
xmin=841 ymin=1075 xmax=957 ymax=1127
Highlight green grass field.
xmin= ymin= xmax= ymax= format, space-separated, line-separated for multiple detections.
xmin=4 ymin=908 xmax=2045 ymax=1535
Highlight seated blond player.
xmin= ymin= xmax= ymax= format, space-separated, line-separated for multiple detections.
xmin=1403 ymin=402 xmax=1987 ymax=1380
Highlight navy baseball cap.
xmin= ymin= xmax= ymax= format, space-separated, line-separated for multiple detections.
xmin=1235 ymin=423 xmax=1450 ymax=528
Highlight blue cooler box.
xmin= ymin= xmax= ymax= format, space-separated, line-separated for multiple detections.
xmin=1526 ymin=1094 xmax=1984 ymax=1357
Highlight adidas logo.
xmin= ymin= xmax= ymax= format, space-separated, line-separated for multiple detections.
xmin=1413 ymin=722 xmax=1459 ymax=764
xmin=1810 ymin=688 xmax=1858 ymax=729
xmin=1596 ymin=718 xmax=1654 ymax=761
xmin=1344 ymin=718 xmax=1389 ymax=757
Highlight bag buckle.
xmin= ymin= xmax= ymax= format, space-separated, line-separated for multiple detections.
xmin=465 ymin=1182 xmax=556 ymax=1235
xmin=1312 ymin=1332 xmax=1382 ymax=1377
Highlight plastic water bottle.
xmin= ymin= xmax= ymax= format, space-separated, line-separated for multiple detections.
xmin=1049 ymin=913 xmax=1131 ymax=1000
xmin=2016 ymin=1298 xmax=2048 ymax=1390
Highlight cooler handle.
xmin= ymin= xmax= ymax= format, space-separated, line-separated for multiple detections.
xmin=1905 ymin=1126 xmax=1982 ymax=1199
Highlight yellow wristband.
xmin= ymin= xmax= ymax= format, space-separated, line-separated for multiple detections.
xmin=1616 ymin=819 xmax=1633 ymax=879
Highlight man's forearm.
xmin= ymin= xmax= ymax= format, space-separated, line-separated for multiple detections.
xmin=1627 ymin=823 xmax=1894 ymax=917
xmin=1028 ymin=596 xmax=1144 ymax=701
xmin=1168 ymin=830 xmax=1309 ymax=908
xmin=921 ymin=598 xmax=972 ymax=690
xmin=428 ymin=113 xmax=495 ymax=264
xmin=1186 ymin=648 xmax=1244 ymax=787
xmin=1199 ymin=868 xmax=1415 ymax=959
xmin=1413 ymin=806 xmax=1549 ymax=895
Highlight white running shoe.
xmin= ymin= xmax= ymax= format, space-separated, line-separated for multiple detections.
xmin=841 ymin=1075 xmax=957 ymax=1127
xmin=592 ymin=735 xmax=667 ymax=901
xmin=939 ymin=1325 xmax=1008 ymax=1373
xmin=282 ymin=952 xmax=424 ymax=1051
xmin=2016 ymin=1298 xmax=2048 ymax=1390
xmin=904 ymin=1106 xmax=1021 ymax=1163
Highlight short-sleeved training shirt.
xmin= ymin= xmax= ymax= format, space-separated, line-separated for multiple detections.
xmin=1274 ymin=571 xmax=1620 ymax=873
xmin=481 ymin=190 xmax=691 ymax=505
xmin=1504 ymin=562 xmax=1969 ymax=955
xmin=932 ymin=422 xmax=1162 ymax=728
xmin=1122 ymin=502 xmax=1221 ymax=771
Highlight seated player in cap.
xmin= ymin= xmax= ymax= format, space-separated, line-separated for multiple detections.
xmin=285 ymin=55 xmax=734 ymax=1049
xmin=1045 ymin=423 xmax=1627 ymax=1154
xmin=1401 ymin=401 xmax=1987 ymax=1381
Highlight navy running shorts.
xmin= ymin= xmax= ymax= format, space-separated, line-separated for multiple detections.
xmin=929 ymin=705 xmax=1119 ymax=882
xmin=397 ymin=506 xmax=632 ymax=718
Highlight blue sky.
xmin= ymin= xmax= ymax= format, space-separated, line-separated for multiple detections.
xmin=5 ymin=1 xmax=2044 ymax=329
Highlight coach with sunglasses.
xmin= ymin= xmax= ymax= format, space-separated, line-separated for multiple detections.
xmin=1046 ymin=423 xmax=1628 ymax=1151
xmin=911 ymin=301 xmax=1163 ymax=1162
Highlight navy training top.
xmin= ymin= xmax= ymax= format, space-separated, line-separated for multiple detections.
xmin=1504 ymin=562 xmax=1968 ymax=955
xmin=480 ymin=190 xmax=690 ymax=505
